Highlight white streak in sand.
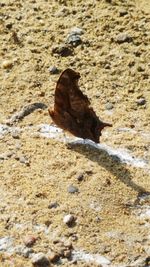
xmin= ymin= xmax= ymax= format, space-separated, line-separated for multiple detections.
xmin=72 ymin=250 xmax=110 ymax=266
xmin=39 ymin=124 xmax=148 ymax=169
xmin=0 ymin=123 xmax=149 ymax=170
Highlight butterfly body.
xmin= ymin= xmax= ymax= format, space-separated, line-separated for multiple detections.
xmin=49 ymin=68 xmax=112 ymax=143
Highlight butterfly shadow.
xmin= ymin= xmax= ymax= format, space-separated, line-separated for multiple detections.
xmin=67 ymin=140 xmax=148 ymax=196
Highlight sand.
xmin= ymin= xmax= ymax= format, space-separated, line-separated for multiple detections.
xmin=0 ymin=0 xmax=150 ymax=266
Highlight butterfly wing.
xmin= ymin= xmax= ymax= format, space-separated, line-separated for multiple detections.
xmin=49 ymin=68 xmax=112 ymax=143
xmin=65 ymin=69 xmax=90 ymax=119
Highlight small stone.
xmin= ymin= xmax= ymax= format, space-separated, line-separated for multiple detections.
xmin=66 ymin=27 xmax=83 ymax=47
xmin=136 ymin=98 xmax=146 ymax=106
xmin=76 ymin=173 xmax=84 ymax=182
xmin=47 ymin=251 xmax=59 ymax=263
xmin=0 ymin=153 xmax=8 ymax=160
xmin=67 ymin=185 xmax=79 ymax=193
xmin=104 ymin=63 xmax=111 ymax=69
xmin=70 ymin=27 xmax=84 ymax=35
xmin=119 ymin=9 xmax=128 ymax=16
xmin=66 ymin=34 xmax=82 ymax=47
xmin=63 ymin=249 xmax=71 ymax=258
xmin=2 ymin=60 xmax=13 ymax=69
xmin=137 ymin=65 xmax=145 ymax=72
xmin=6 ymin=23 xmax=13 ymax=29
xmin=105 ymin=102 xmax=113 ymax=110
xmin=95 ymin=216 xmax=101 ymax=223
xmin=115 ymin=33 xmax=132 ymax=43
xmin=26 ymin=36 xmax=33 ymax=44
xmin=31 ymin=252 xmax=50 ymax=266
xmin=63 ymin=214 xmax=75 ymax=225
xmin=12 ymin=31 xmax=20 ymax=44
xmin=55 ymin=7 xmax=69 ymax=17
xmin=24 ymin=235 xmax=36 ymax=247
xmin=19 ymin=156 xmax=30 ymax=166
xmin=48 ymin=66 xmax=59 ymax=74
xmin=48 ymin=202 xmax=59 ymax=209
xmin=128 ymin=60 xmax=135 ymax=67
xmin=44 ymin=220 xmax=51 ymax=227
xmin=53 ymin=244 xmax=65 ymax=257
xmin=22 ymin=247 xmax=34 ymax=258
xmin=52 ymin=239 xmax=61 ymax=244
xmin=11 ymin=130 xmax=20 ymax=139
xmin=71 ymin=234 xmax=78 ymax=241
xmin=63 ymin=240 xmax=72 ymax=249
xmin=0 ymin=236 xmax=13 ymax=251
xmin=105 ymin=178 xmax=111 ymax=186
xmin=15 ymin=245 xmax=34 ymax=258
xmin=16 ymin=15 xmax=22 ymax=21
xmin=37 ymin=91 xmax=45 ymax=97
xmin=15 ymin=142 xmax=21 ymax=150
xmin=7 ymin=151 xmax=15 ymax=158
xmin=52 ymin=45 xmax=73 ymax=57
xmin=145 ymin=257 xmax=150 ymax=266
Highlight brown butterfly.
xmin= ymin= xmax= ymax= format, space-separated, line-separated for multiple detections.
xmin=49 ymin=68 xmax=112 ymax=143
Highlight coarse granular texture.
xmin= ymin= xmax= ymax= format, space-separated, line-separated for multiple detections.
xmin=0 ymin=0 xmax=150 ymax=266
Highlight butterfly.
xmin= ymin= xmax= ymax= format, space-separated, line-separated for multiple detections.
xmin=49 ymin=68 xmax=112 ymax=143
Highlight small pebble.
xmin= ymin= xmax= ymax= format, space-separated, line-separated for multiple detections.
xmin=53 ymin=244 xmax=65 ymax=257
xmin=48 ymin=202 xmax=59 ymax=209
xmin=52 ymin=45 xmax=73 ymax=57
xmin=19 ymin=156 xmax=30 ymax=166
xmin=31 ymin=252 xmax=50 ymax=266
xmin=15 ymin=142 xmax=21 ymax=150
xmin=22 ymin=247 xmax=34 ymax=258
xmin=0 ymin=236 xmax=13 ymax=251
xmin=63 ymin=249 xmax=71 ymax=258
xmin=104 ymin=63 xmax=111 ymax=69
xmin=69 ymin=27 xmax=84 ymax=35
xmin=63 ymin=214 xmax=75 ymax=225
xmin=0 ymin=153 xmax=9 ymax=160
xmin=68 ymin=185 xmax=79 ymax=193
xmin=48 ymin=66 xmax=59 ymax=74
xmin=24 ymin=235 xmax=36 ymax=247
xmin=11 ymin=130 xmax=20 ymax=139
xmin=26 ymin=36 xmax=33 ymax=44
xmin=95 ymin=216 xmax=101 ymax=223
xmin=37 ymin=91 xmax=45 ymax=97
xmin=71 ymin=234 xmax=78 ymax=241
xmin=12 ymin=31 xmax=20 ymax=44
xmin=63 ymin=240 xmax=72 ymax=249
xmin=66 ymin=34 xmax=82 ymax=47
xmin=44 ymin=220 xmax=51 ymax=227
xmin=145 ymin=257 xmax=150 ymax=266
xmin=76 ymin=173 xmax=84 ymax=182
xmin=15 ymin=245 xmax=34 ymax=258
xmin=137 ymin=65 xmax=145 ymax=72
xmin=66 ymin=27 xmax=83 ymax=47
xmin=136 ymin=98 xmax=146 ymax=106
xmin=2 ymin=60 xmax=13 ymax=69
xmin=6 ymin=23 xmax=13 ymax=29
xmin=55 ymin=7 xmax=69 ymax=17
xmin=47 ymin=251 xmax=59 ymax=263
xmin=119 ymin=9 xmax=128 ymax=16
xmin=115 ymin=33 xmax=132 ymax=43
xmin=105 ymin=102 xmax=113 ymax=110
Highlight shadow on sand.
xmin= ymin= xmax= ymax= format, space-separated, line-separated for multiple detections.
xmin=68 ymin=141 xmax=148 ymax=196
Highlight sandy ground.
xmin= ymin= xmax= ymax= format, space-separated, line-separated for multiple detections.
xmin=0 ymin=0 xmax=150 ymax=266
